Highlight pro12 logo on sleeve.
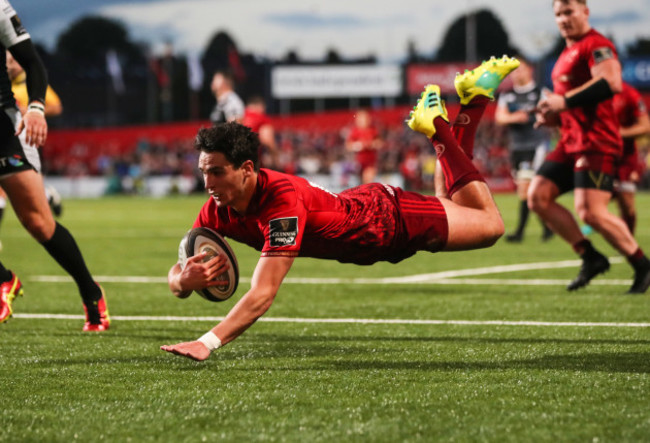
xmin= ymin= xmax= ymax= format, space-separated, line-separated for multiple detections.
xmin=592 ymin=47 xmax=614 ymax=64
xmin=269 ymin=217 xmax=298 ymax=247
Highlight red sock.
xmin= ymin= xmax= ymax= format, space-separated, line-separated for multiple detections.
xmin=432 ymin=117 xmax=485 ymax=197
xmin=451 ymin=96 xmax=489 ymax=159
xmin=627 ymin=247 xmax=645 ymax=266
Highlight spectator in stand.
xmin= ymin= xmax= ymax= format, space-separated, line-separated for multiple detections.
xmin=345 ymin=109 xmax=384 ymax=184
xmin=611 ymin=82 xmax=650 ymax=235
xmin=209 ymin=69 xmax=244 ymax=125
xmin=242 ymin=95 xmax=278 ymax=169
xmin=495 ymin=55 xmax=553 ymax=242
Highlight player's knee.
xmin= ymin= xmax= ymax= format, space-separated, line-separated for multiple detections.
xmin=527 ymin=191 xmax=548 ymax=214
xmin=481 ymin=214 xmax=505 ymax=247
xmin=21 ymin=214 xmax=54 ymax=242
xmin=577 ymin=208 xmax=601 ymax=229
xmin=488 ymin=217 xmax=505 ymax=245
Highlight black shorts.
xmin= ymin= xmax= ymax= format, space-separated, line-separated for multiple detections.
xmin=0 ymin=108 xmax=38 ymax=178
xmin=537 ymin=149 xmax=617 ymax=194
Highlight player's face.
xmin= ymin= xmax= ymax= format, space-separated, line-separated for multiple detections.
xmin=553 ymin=1 xmax=590 ymax=41
xmin=198 ymin=151 xmax=254 ymax=212
xmin=511 ymin=61 xmax=532 ymax=86
xmin=211 ymin=74 xmax=224 ymax=94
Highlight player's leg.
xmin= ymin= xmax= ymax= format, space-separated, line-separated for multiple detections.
xmin=438 ymin=181 xmax=504 ymax=250
xmin=0 ymin=187 xmax=6 ymax=251
xmin=361 ymin=164 xmax=377 ymax=185
xmin=433 ymin=55 xmax=520 ymax=198
xmin=573 ymin=162 xmax=650 ymax=293
xmin=505 ymin=152 xmax=533 ymax=242
xmin=2 ymin=169 xmax=111 ymax=329
xmin=407 ymin=85 xmax=503 ymax=250
xmin=615 ymin=190 xmax=636 ymax=234
xmin=528 ymin=158 xmax=610 ymax=291
xmin=452 ymin=55 xmax=520 ymax=158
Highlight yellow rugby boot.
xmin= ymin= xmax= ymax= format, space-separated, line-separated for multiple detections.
xmin=406 ymin=84 xmax=449 ymax=138
xmin=455 ymin=55 xmax=520 ymax=105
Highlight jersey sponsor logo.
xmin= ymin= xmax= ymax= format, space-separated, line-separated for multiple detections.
xmin=10 ymin=15 xmax=26 ymax=37
xmin=269 ymin=216 xmax=298 ymax=247
xmin=593 ymin=47 xmax=614 ymax=64
xmin=0 ymin=155 xmax=24 ymax=168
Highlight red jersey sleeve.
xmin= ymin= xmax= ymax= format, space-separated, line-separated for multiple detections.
xmin=257 ymin=178 xmax=307 ymax=258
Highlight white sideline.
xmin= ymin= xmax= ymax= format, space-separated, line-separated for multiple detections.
xmin=29 ymin=257 xmax=628 ymax=285
xmin=11 ymin=313 xmax=650 ymax=327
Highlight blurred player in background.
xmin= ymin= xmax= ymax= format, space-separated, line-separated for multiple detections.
xmin=345 ymin=109 xmax=384 ymax=184
xmin=161 ymin=56 xmax=519 ymax=361
xmin=531 ymin=0 xmax=650 ymax=293
xmin=612 ymin=82 xmax=650 ymax=234
xmin=209 ymin=69 xmax=244 ymax=125
xmin=0 ymin=1 xmax=110 ymax=331
xmin=495 ymin=55 xmax=553 ymax=242
xmin=242 ymin=95 xmax=279 ymax=169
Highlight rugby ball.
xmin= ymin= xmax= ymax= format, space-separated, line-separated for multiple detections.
xmin=178 ymin=227 xmax=239 ymax=302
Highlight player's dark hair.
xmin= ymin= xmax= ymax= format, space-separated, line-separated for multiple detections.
xmin=195 ymin=122 xmax=260 ymax=170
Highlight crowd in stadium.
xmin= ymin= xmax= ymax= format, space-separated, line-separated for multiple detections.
xmin=40 ymin=117 xmax=544 ymax=193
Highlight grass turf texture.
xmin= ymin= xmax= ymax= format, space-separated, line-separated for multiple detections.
xmin=0 ymin=193 xmax=649 ymax=442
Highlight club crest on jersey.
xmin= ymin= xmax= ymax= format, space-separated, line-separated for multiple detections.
xmin=593 ymin=47 xmax=614 ymax=64
xmin=269 ymin=217 xmax=298 ymax=247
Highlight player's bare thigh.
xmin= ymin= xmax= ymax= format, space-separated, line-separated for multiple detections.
xmin=0 ymin=169 xmax=55 ymax=241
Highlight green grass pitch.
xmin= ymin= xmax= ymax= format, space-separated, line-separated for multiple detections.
xmin=0 ymin=192 xmax=648 ymax=442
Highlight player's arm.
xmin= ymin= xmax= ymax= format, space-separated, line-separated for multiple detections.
xmin=620 ymin=109 xmax=650 ymax=139
xmin=539 ymin=58 xmax=622 ymax=113
xmin=161 ymin=255 xmax=294 ymax=361
xmin=495 ymin=101 xmax=530 ymax=125
xmin=9 ymin=39 xmax=47 ymax=146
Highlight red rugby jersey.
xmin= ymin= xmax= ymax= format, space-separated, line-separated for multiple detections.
xmin=193 ymin=169 xmax=405 ymax=265
xmin=613 ymin=82 xmax=647 ymax=156
xmin=242 ymin=109 xmax=271 ymax=134
xmin=552 ymin=29 xmax=622 ymax=155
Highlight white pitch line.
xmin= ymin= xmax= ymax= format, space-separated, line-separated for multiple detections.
xmin=28 ymin=256 xmax=628 ymax=285
xmin=11 ymin=313 xmax=650 ymax=327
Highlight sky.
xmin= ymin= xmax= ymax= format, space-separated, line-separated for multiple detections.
xmin=14 ymin=0 xmax=650 ymax=62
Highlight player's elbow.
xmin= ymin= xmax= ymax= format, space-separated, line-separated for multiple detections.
xmin=606 ymin=76 xmax=623 ymax=95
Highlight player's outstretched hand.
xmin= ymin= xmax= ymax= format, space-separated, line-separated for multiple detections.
xmin=160 ymin=340 xmax=211 ymax=361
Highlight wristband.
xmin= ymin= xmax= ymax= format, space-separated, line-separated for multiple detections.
xmin=564 ymin=78 xmax=613 ymax=108
xmin=197 ymin=331 xmax=222 ymax=351
xmin=26 ymin=103 xmax=45 ymax=116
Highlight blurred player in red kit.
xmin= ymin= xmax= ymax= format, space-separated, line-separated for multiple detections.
xmin=345 ymin=109 xmax=384 ymax=184
xmin=530 ymin=0 xmax=650 ymax=293
xmin=242 ymin=95 xmax=278 ymax=169
xmin=612 ymin=82 xmax=650 ymax=235
xmin=160 ymin=56 xmax=520 ymax=361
